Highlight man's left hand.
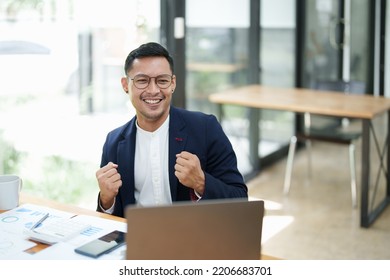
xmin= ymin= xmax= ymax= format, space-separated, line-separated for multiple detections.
xmin=174 ymin=151 xmax=205 ymax=195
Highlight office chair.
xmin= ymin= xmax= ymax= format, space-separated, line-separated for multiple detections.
xmin=283 ymin=80 xmax=366 ymax=208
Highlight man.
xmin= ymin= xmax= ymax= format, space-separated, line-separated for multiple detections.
xmin=96 ymin=42 xmax=247 ymax=217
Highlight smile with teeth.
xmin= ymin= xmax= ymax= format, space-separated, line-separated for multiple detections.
xmin=144 ymin=98 xmax=162 ymax=104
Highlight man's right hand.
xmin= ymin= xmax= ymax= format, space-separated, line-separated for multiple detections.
xmin=96 ymin=162 xmax=122 ymax=210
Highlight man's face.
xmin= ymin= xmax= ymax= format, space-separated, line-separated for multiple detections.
xmin=121 ymin=56 xmax=176 ymax=131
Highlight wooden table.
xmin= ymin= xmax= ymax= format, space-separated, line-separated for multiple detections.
xmin=209 ymin=84 xmax=390 ymax=228
xmin=1 ymin=192 xmax=279 ymax=260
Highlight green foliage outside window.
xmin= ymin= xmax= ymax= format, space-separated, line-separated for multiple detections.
xmin=0 ymin=130 xmax=97 ymax=208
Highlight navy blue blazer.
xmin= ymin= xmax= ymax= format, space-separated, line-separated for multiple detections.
xmin=97 ymin=106 xmax=248 ymax=217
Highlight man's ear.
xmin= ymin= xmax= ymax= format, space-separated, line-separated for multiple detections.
xmin=121 ymin=77 xmax=129 ymax=93
xmin=171 ymin=75 xmax=177 ymax=93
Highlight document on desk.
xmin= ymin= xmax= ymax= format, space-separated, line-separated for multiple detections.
xmin=0 ymin=203 xmax=76 ymax=234
xmin=0 ymin=231 xmax=37 ymax=259
xmin=0 ymin=204 xmax=126 ymax=260
xmin=28 ymin=215 xmax=127 ymax=260
xmin=0 ymin=203 xmax=76 ymax=259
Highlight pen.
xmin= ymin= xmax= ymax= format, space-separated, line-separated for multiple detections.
xmin=31 ymin=213 xmax=49 ymax=230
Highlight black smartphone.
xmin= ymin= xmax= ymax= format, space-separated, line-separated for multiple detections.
xmin=74 ymin=230 xmax=126 ymax=258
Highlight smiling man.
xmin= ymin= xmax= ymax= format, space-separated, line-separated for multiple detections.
xmin=95 ymin=42 xmax=247 ymax=217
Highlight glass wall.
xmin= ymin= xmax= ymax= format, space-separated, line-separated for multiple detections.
xmin=349 ymin=0 xmax=370 ymax=82
xmin=0 ymin=0 xmax=159 ymax=207
xmin=185 ymin=0 xmax=249 ymax=113
xmin=301 ymin=0 xmax=371 ymax=129
xmin=186 ymin=0 xmax=252 ymax=174
xmin=258 ymin=0 xmax=296 ymax=158
xmin=302 ymin=0 xmax=370 ymax=86
xmin=185 ymin=0 xmax=296 ymax=176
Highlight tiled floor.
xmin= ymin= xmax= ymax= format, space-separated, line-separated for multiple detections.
xmin=247 ymin=134 xmax=390 ymax=260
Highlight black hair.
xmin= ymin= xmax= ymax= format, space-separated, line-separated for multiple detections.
xmin=124 ymin=42 xmax=174 ymax=74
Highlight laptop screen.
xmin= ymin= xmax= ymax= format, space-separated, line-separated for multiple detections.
xmin=125 ymin=199 xmax=264 ymax=260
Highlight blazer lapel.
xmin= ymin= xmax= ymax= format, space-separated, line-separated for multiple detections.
xmin=117 ymin=119 xmax=137 ymax=205
xmin=168 ymin=108 xmax=187 ymax=200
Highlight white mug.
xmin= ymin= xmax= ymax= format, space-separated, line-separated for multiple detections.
xmin=0 ymin=175 xmax=23 ymax=210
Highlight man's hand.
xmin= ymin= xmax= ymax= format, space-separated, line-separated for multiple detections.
xmin=96 ymin=162 xmax=122 ymax=210
xmin=174 ymin=151 xmax=205 ymax=195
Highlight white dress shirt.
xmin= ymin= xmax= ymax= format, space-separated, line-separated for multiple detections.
xmin=134 ymin=116 xmax=172 ymax=206
xmin=100 ymin=116 xmax=172 ymax=213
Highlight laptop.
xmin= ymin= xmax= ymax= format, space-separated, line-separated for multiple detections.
xmin=125 ymin=199 xmax=264 ymax=260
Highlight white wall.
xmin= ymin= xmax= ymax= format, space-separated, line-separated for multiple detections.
xmin=186 ymin=0 xmax=249 ymax=27
xmin=261 ymin=0 xmax=295 ymax=28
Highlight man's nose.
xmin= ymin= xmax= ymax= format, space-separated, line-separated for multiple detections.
xmin=147 ymin=77 xmax=160 ymax=91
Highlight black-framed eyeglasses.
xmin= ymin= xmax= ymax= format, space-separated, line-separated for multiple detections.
xmin=128 ymin=74 xmax=173 ymax=89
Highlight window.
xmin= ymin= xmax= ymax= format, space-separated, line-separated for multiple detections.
xmin=0 ymin=0 xmax=159 ymax=207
